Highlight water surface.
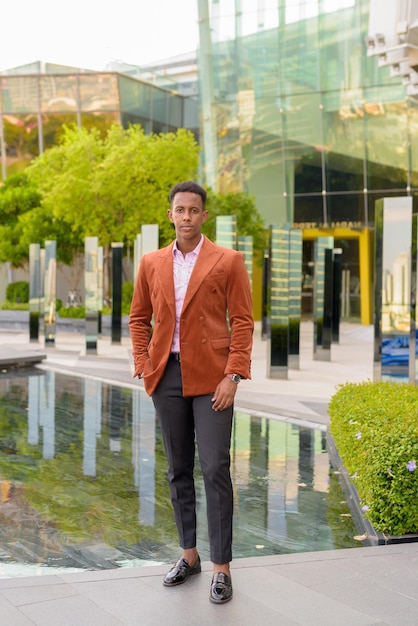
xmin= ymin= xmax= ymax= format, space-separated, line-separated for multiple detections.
xmin=0 ymin=368 xmax=360 ymax=578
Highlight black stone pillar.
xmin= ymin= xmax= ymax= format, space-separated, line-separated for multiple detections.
xmin=111 ymin=243 xmax=123 ymax=344
xmin=332 ymin=249 xmax=342 ymax=343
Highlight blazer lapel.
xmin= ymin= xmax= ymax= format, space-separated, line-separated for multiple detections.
xmin=182 ymin=237 xmax=222 ymax=313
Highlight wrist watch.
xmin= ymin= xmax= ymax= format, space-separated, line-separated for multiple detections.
xmin=226 ymin=373 xmax=241 ymax=384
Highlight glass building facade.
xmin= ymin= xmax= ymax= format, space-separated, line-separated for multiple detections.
xmin=0 ymin=62 xmax=198 ymax=180
xmin=197 ymin=0 xmax=418 ymax=322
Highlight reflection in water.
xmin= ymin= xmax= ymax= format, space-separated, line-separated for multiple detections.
xmin=0 ymin=369 xmax=360 ymax=578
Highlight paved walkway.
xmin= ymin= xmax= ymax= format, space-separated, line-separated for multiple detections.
xmin=1 ymin=321 xmax=417 ymax=625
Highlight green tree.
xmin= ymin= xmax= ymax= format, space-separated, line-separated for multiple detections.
xmin=203 ymin=189 xmax=267 ymax=254
xmin=0 ymin=173 xmax=41 ymax=266
xmin=27 ymin=123 xmax=200 ymax=249
xmin=26 ymin=123 xmax=200 ymax=296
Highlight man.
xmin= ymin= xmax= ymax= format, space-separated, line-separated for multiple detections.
xmin=129 ymin=181 xmax=253 ymax=604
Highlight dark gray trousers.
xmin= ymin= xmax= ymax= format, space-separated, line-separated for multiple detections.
xmin=152 ymin=357 xmax=233 ymax=564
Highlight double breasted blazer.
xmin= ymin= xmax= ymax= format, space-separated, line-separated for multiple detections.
xmin=129 ymin=236 xmax=254 ymax=397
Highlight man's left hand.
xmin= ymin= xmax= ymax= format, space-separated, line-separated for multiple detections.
xmin=211 ymin=377 xmax=238 ymax=411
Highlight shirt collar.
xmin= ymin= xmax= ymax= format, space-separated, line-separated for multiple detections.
xmin=173 ymin=235 xmax=204 ymax=257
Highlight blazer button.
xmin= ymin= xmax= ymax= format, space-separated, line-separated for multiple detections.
xmin=201 ymin=338 xmax=207 ymax=343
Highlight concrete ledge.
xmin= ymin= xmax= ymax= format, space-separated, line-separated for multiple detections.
xmin=0 ymin=347 xmax=46 ymax=368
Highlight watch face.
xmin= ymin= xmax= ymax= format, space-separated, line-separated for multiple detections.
xmin=231 ymin=374 xmax=241 ymax=383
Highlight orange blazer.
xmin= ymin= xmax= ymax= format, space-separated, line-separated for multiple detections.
xmin=129 ymin=236 xmax=254 ymax=396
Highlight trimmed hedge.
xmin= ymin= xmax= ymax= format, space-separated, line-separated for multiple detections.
xmin=329 ymin=381 xmax=418 ymax=536
xmin=6 ymin=281 xmax=29 ymax=303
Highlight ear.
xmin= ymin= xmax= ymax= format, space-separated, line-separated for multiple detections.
xmin=167 ymin=209 xmax=174 ymax=223
xmin=202 ymin=210 xmax=209 ymax=223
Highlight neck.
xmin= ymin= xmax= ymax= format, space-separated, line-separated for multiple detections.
xmin=176 ymin=235 xmax=202 ymax=256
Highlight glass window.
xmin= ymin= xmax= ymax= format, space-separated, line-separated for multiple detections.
xmin=152 ymin=121 xmax=167 ymax=134
xmin=183 ymin=97 xmax=199 ymax=130
xmin=118 ymin=76 xmax=151 ymax=118
xmin=323 ymin=90 xmax=365 ymax=192
xmin=209 ymin=0 xmax=235 ymax=42
xmin=279 ymin=10 xmax=320 ymax=95
xmin=167 ymin=94 xmax=183 ymax=128
xmin=1 ymin=77 xmax=39 ymax=113
xmin=318 ymin=4 xmax=363 ymax=92
xmin=327 ymin=193 xmax=365 ymax=225
xmin=408 ymin=99 xmax=418 ymax=189
xmin=284 ymin=93 xmax=324 ymax=194
xmin=152 ymin=88 xmax=167 ymax=124
xmin=80 ymin=112 xmax=120 ymax=137
xmin=40 ymin=75 xmax=78 ymax=112
xmin=294 ymin=195 xmax=324 ymax=225
xmin=333 ymin=236 xmax=360 ymax=320
xmin=3 ymin=113 xmax=39 ymax=175
xmin=79 ymin=74 xmax=119 ymax=112
xmin=42 ymin=113 xmax=78 ymax=150
xmin=121 ymin=113 xmax=151 ymax=132
xmin=365 ymin=93 xmax=408 ymax=191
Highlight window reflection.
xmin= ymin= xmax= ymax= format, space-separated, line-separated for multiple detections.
xmin=408 ymin=99 xmax=418 ymax=189
xmin=365 ymin=97 xmax=408 ymax=190
xmin=152 ymin=88 xmax=167 ymax=124
xmin=3 ymin=113 xmax=39 ymax=175
xmin=79 ymin=74 xmax=119 ymax=112
xmin=80 ymin=112 xmax=120 ymax=137
xmin=323 ymin=90 xmax=365 ymax=193
xmin=118 ymin=76 xmax=151 ymax=118
xmin=42 ymin=114 xmax=78 ymax=150
xmin=1 ymin=76 xmax=38 ymax=113
xmin=40 ymin=76 xmax=78 ymax=112
xmin=121 ymin=113 xmax=150 ymax=132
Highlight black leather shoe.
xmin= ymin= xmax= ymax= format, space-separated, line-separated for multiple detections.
xmin=209 ymin=572 xmax=233 ymax=604
xmin=163 ymin=555 xmax=201 ymax=586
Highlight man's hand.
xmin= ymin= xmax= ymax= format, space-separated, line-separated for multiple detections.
xmin=211 ymin=376 xmax=238 ymax=411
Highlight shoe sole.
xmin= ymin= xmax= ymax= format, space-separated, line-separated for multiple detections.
xmin=209 ymin=591 xmax=233 ymax=604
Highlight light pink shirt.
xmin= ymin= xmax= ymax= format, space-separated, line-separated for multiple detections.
xmin=171 ymin=235 xmax=204 ymax=352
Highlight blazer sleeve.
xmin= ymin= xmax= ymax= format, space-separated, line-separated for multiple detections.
xmin=225 ymin=252 xmax=254 ymax=378
xmin=129 ymin=257 xmax=153 ymax=377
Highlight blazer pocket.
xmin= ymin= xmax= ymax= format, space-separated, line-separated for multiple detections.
xmin=211 ymin=337 xmax=231 ymax=350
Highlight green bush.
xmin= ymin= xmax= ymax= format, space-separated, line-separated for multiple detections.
xmin=122 ymin=281 xmax=133 ymax=316
xmin=6 ymin=281 xmax=29 ymax=303
xmin=0 ymin=300 xmax=29 ymax=310
xmin=329 ymin=381 xmax=418 ymax=536
xmin=57 ymin=305 xmax=85 ymax=318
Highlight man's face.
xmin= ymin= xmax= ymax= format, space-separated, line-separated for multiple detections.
xmin=168 ymin=191 xmax=208 ymax=244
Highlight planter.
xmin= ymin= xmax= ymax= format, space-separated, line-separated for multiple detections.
xmin=327 ymin=433 xmax=418 ymax=546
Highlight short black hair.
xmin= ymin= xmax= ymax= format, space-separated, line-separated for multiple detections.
xmin=169 ymin=181 xmax=207 ymax=209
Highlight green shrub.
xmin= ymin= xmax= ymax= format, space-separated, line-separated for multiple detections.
xmin=122 ymin=281 xmax=133 ymax=315
xmin=57 ymin=305 xmax=85 ymax=318
xmin=0 ymin=300 xmax=29 ymax=310
xmin=329 ymin=381 xmax=418 ymax=536
xmin=5 ymin=281 xmax=29 ymax=303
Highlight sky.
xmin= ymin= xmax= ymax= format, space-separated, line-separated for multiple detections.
xmin=0 ymin=0 xmax=200 ymax=72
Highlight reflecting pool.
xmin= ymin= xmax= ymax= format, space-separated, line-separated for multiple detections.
xmin=0 ymin=368 xmax=360 ymax=578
